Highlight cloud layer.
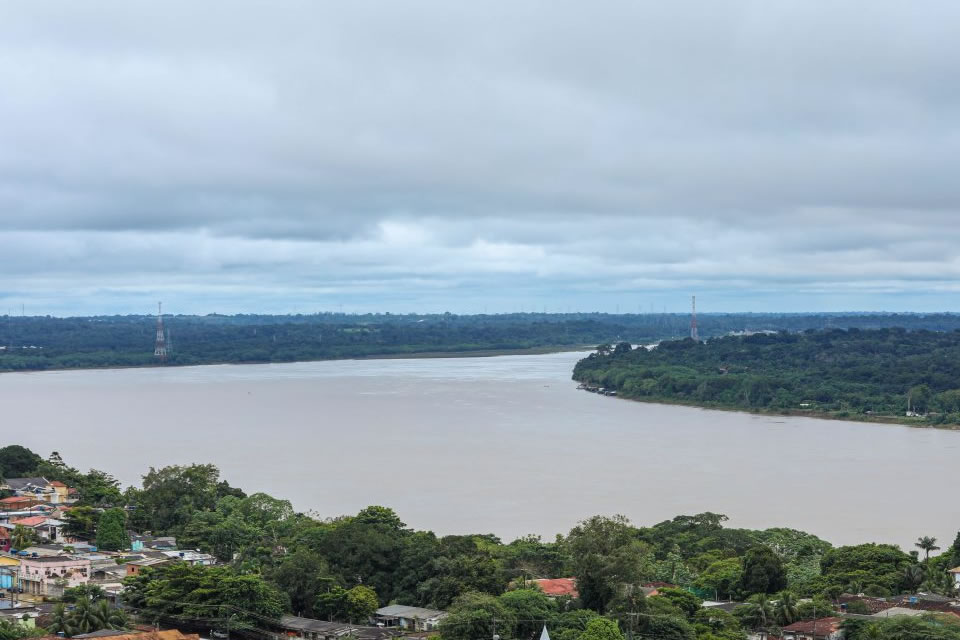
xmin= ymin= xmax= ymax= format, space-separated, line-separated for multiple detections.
xmin=3 ymin=2 xmax=960 ymax=314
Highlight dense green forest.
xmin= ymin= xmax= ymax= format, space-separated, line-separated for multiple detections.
xmin=3 ymin=444 xmax=960 ymax=640
xmin=3 ymin=312 xmax=960 ymax=372
xmin=573 ymin=328 xmax=960 ymax=425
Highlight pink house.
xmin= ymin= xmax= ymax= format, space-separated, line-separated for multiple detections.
xmin=19 ymin=556 xmax=90 ymax=597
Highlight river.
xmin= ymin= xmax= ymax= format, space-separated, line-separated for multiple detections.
xmin=3 ymin=351 xmax=958 ymax=551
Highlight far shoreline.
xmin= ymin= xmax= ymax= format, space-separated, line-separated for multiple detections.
xmin=0 ymin=344 xmax=595 ymax=376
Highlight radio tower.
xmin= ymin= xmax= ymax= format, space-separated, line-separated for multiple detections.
xmin=154 ymin=301 xmax=168 ymax=362
xmin=690 ymin=295 xmax=699 ymax=342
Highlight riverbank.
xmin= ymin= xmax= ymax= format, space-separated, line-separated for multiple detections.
xmin=583 ymin=389 xmax=960 ymax=430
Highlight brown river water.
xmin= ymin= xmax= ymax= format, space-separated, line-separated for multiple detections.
xmin=3 ymin=351 xmax=958 ymax=551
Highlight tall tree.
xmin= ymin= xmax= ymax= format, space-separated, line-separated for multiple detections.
xmin=0 ymin=445 xmax=41 ymax=479
xmin=96 ymin=508 xmax=129 ymax=551
xmin=916 ymin=536 xmax=940 ymax=560
xmin=740 ymin=546 xmax=787 ymax=596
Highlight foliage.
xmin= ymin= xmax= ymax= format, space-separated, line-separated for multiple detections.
xmin=46 ymin=599 xmax=127 ymax=637
xmin=439 ymin=591 xmax=516 ymax=640
xmin=658 ymin=588 xmax=703 ymax=619
xmin=10 ymin=525 xmax=36 ymax=551
xmin=695 ymin=559 xmax=742 ymax=601
xmin=63 ymin=506 xmax=99 ymax=540
xmin=314 ymin=585 xmax=378 ymax=624
xmin=0 ymin=618 xmax=46 ymax=640
xmin=566 ymin=515 xmax=646 ymax=613
xmin=0 ymin=445 xmax=42 ymax=480
xmin=121 ymin=562 xmax=285 ymax=630
xmin=579 ymin=618 xmax=624 ymax=640
xmin=739 ymin=546 xmax=787 ymax=596
xmin=498 ymin=589 xmax=556 ymax=639
xmin=96 ymin=508 xmax=129 ymax=551
xmin=845 ymin=613 xmax=960 ymax=640
xmin=819 ymin=543 xmax=915 ymax=595
xmin=573 ymin=328 xmax=960 ymax=424
xmin=129 ymin=464 xmax=244 ymax=534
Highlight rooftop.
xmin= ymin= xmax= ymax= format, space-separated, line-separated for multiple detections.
xmin=11 ymin=516 xmax=48 ymax=527
xmin=531 ymin=578 xmax=578 ymax=598
xmin=781 ymin=617 xmax=843 ymax=633
xmin=375 ymin=605 xmax=447 ymax=619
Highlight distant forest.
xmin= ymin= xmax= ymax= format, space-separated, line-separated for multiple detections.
xmin=4 ymin=311 xmax=960 ymax=372
xmin=573 ymin=328 xmax=960 ymax=425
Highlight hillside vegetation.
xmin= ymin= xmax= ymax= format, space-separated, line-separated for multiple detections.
xmin=572 ymin=328 xmax=960 ymax=425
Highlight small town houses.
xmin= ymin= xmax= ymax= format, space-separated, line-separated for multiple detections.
xmin=0 ymin=476 xmax=215 ymax=601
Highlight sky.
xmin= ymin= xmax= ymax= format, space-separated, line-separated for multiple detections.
xmin=2 ymin=2 xmax=960 ymax=316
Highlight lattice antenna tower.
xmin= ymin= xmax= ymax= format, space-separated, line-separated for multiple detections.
xmin=690 ymin=295 xmax=699 ymax=342
xmin=154 ymin=301 xmax=168 ymax=361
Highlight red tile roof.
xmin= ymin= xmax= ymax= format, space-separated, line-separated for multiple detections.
xmin=49 ymin=481 xmax=67 ymax=488
xmin=11 ymin=516 xmax=47 ymax=527
xmin=0 ymin=496 xmax=36 ymax=503
xmin=532 ymin=578 xmax=578 ymax=598
xmin=782 ymin=617 xmax=843 ymax=634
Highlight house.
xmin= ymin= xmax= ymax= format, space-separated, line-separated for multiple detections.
xmin=3 ymin=478 xmax=55 ymax=501
xmin=0 ymin=526 xmax=10 ymax=552
xmin=125 ymin=558 xmax=172 ymax=576
xmin=48 ymin=482 xmax=70 ymax=504
xmin=277 ymin=615 xmax=356 ymax=640
xmin=0 ymin=497 xmax=47 ymax=512
xmin=159 ymin=550 xmax=214 ymax=565
xmin=11 ymin=516 xmax=65 ymax=542
xmin=19 ymin=555 xmax=90 ymax=597
xmin=531 ymin=578 xmax=578 ymax=598
xmin=949 ymin=567 xmax=960 ymax=590
xmin=780 ymin=617 xmax=844 ymax=640
xmin=130 ymin=535 xmax=177 ymax=551
xmin=374 ymin=605 xmax=448 ymax=632
xmin=72 ymin=631 xmax=199 ymax=640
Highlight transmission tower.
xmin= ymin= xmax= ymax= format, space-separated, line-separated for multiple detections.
xmin=690 ymin=295 xmax=699 ymax=342
xmin=154 ymin=301 xmax=168 ymax=361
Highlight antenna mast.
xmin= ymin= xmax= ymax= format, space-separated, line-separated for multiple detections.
xmin=154 ymin=301 xmax=168 ymax=362
xmin=690 ymin=295 xmax=699 ymax=341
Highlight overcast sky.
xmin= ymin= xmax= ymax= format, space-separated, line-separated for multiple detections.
xmin=3 ymin=2 xmax=960 ymax=316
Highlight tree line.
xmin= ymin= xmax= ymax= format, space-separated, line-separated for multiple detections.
xmin=573 ymin=328 xmax=960 ymax=424
xmin=5 ymin=312 xmax=960 ymax=372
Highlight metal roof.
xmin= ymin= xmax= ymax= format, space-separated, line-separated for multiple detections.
xmin=375 ymin=605 xmax=447 ymax=619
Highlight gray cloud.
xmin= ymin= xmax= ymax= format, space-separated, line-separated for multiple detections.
xmin=1 ymin=1 xmax=959 ymax=314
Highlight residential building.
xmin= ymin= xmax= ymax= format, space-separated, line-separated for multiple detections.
xmin=0 ymin=497 xmax=46 ymax=512
xmin=277 ymin=616 xmax=393 ymax=640
xmin=159 ymin=550 xmax=214 ymax=565
xmin=19 ymin=556 xmax=90 ymax=597
xmin=0 ymin=527 xmax=10 ymax=552
xmin=10 ymin=516 xmax=65 ymax=542
xmin=3 ymin=478 xmax=54 ymax=501
xmin=125 ymin=558 xmax=172 ymax=577
xmin=531 ymin=578 xmax=578 ymax=598
xmin=780 ymin=617 xmax=844 ymax=640
xmin=950 ymin=567 xmax=960 ymax=590
xmin=374 ymin=605 xmax=448 ymax=631
xmin=48 ymin=482 xmax=70 ymax=504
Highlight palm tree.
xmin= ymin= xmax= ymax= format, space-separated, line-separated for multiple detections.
xmin=10 ymin=525 xmax=36 ymax=551
xmin=903 ymin=564 xmax=925 ymax=591
xmin=741 ymin=594 xmax=774 ymax=636
xmin=70 ymin=598 xmax=104 ymax=635
xmin=47 ymin=603 xmax=75 ymax=637
xmin=916 ymin=536 xmax=940 ymax=560
xmin=773 ymin=591 xmax=799 ymax=626
xmin=94 ymin=600 xmax=127 ymax=630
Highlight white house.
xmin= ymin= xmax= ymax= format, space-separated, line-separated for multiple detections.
xmin=374 ymin=605 xmax=447 ymax=631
